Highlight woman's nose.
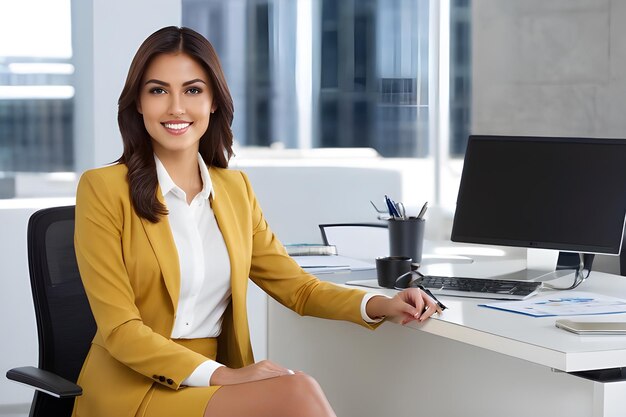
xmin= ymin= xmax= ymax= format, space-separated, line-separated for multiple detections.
xmin=168 ymin=95 xmax=184 ymax=116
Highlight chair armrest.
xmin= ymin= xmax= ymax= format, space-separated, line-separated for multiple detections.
xmin=6 ymin=366 xmax=82 ymax=398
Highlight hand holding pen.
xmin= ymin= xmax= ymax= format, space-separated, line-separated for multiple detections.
xmin=395 ymin=270 xmax=447 ymax=311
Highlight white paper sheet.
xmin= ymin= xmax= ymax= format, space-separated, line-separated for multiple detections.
xmin=481 ymin=291 xmax=626 ymax=317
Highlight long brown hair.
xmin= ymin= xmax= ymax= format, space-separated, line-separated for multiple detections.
xmin=117 ymin=26 xmax=234 ymax=222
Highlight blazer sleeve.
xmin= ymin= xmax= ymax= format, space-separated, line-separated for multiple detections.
xmin=240 ymin=172 xmax=380 ymax=329
xmin=74 ymin=170 xmax=208 ymax=389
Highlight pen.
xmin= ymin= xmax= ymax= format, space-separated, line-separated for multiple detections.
xmin=417 ymin=201 xmax=428 ymax=219
xmin=385 ymin=195 xmax=401 ymax=218
xmin=394 ymin=202 xmax=406 ymax=220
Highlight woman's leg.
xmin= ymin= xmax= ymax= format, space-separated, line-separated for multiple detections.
xmin=204 ymin=373 xmax=336 ymax=417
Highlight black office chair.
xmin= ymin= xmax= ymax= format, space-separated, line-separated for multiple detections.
xmin=6 ymin=206 xmax=95 ymax=417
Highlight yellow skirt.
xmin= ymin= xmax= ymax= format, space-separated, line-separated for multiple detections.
xmin=135 ymin=338 xmax=222 ymax=417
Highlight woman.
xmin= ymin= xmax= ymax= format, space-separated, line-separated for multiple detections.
xmin=73 ymin=26 xmax=441 ymax=417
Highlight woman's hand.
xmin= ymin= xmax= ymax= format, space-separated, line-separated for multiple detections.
xmin=366 ymin=288 xmax=442 ymax=325
xmin=210 ymin=360 xmax=295 ymax=386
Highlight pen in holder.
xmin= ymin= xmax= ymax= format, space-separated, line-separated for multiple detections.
xmin=388 ymin=217 xmax=425 ymax=266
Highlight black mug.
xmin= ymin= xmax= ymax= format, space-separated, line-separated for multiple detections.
xmin=375 ymin=256 xmax=412 ymax=289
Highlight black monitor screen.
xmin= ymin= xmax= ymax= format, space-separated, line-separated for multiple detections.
xmin=451 ymin=135 xmax=626 ymax=255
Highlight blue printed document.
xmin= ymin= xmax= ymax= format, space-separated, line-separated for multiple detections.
xmin=481 ymin=291 xmax=626 ymax=317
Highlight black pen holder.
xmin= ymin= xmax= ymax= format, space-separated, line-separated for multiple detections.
xmin=388 ymin=217 xmax=425 ymax=265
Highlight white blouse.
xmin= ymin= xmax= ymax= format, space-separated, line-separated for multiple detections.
xmin=155 ymin=154 xmax=383 ymax=387
xmin=155 ymin=155 xmax=229 ymax=385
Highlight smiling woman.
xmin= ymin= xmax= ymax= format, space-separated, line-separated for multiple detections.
xmin=116 ymin=27 xmax=234 ymax=222
xmin=72 ymin=26 xmax=440 ymax=417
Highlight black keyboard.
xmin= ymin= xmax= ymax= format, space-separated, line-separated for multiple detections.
xmin=417 ymin=275 xmax=543 ymax=300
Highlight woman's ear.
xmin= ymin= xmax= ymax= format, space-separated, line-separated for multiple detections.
xmin=136 ymin=101 xmax=143 ymax=115
xmin=211 ymin=104 xmax=217 ymax=114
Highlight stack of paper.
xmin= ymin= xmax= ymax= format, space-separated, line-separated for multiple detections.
xmin=292 ymin=255 xmax=375 ymax=274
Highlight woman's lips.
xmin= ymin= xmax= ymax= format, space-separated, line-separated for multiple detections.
xmin=162 ymin=121 xmax=192 ymax=135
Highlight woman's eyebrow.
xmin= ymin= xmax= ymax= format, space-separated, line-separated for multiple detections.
xmin=144 ymin=79 xmax=169 ymax=86
xmin=183 ymin=78 xmax=207 ymax=86
xmin=143 ymin=78 xmax=207 ymax=86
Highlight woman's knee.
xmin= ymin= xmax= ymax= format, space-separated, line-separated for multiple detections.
xmin=281 ymin=373 xmax=328 ymax=408
xmin=286 ymin=373 xmax=322 ymax=395
xmin=204 ymin=373 xmax=334 ymax=417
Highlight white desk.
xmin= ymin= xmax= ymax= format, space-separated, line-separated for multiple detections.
xmin=267 ymin=264 xmax=626 ymax=417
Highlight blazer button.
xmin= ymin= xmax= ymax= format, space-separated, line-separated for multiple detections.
xmin=153 ymin=375 xmax=159 ymax=380
xmin=159 ymin=376 xmax=166 ymax=382
xmin=167 ymin=379 xmax=174 ymax=385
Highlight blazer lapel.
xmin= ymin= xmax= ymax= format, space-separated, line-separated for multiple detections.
xmin=210 ymin=172 xmax=244 ymax=296
xmin=140 ymin=189 xmax=181 ymax=311
xmin=207 ymin=169 xmax=253 ymax=365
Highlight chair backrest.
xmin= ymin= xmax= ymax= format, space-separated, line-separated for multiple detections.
xmin=27 ymin=206 xmax=96 ymax=417
xmin=319 ymin=223 xmax=389 ymax=261
xmin=238 ymin=165 xmax=403 ymax=244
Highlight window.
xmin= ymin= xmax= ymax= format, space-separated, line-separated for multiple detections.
xmin=0 ymin=0 xmax=74 ymax=175
xmin=449 ymin=0 xmax=471 ymax=156
xmin=183 ymin=0 xmax=440 ymax=157
xmin=183 ymin=0 xmax=471 ymax=208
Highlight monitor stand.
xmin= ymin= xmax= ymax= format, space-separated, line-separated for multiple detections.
xmin=483 ymin=248 xmax=584 ymax=282
xmin=524 ymin=248 xmax=592 ymax=289
xmin=527 ymin=248 xmax=561 ymax=271
xmin=489 ymin=267 xmax=572 ymax=282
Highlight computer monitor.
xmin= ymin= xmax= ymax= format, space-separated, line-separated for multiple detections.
xmin=451 ymin=135 xmax=626 ymax=260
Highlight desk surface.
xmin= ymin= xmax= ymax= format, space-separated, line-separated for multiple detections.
xmin=328 ymin=261 xmax=626 ymax=373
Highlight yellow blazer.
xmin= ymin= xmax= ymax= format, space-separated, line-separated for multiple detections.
xmin=72 ymin=163 xmax=374 ymax=417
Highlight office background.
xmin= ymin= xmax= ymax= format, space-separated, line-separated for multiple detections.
xmin=2 ymin=0 xmax=626 ymax=415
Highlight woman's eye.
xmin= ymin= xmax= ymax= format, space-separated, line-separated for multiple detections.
xmin=187 ymin=87 xmax=202 ymax=94
xmin=149 ymin=87 xmax=166 ymax=95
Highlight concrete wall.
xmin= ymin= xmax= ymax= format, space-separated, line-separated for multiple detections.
xmin=473 ymin=0 xmax=626 ymax=138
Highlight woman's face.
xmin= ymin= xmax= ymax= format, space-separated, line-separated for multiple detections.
xmin=138 ymin=52 xmax=216 ymax=158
